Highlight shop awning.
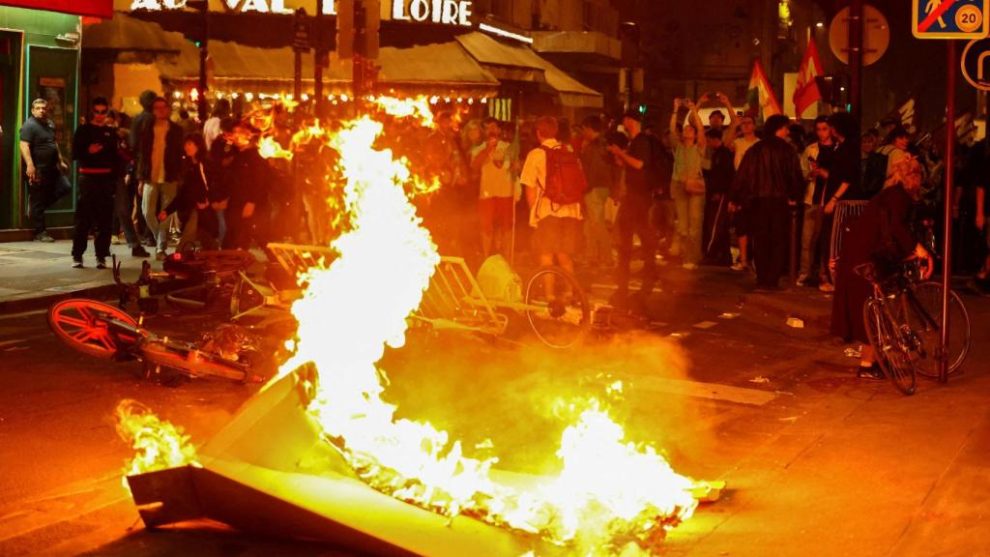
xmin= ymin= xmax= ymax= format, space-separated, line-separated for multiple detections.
xmin=455 ymin=32 xmax=602 ymax=109
xmin=83 ymin=14 xmax=497 ymax=97
xmin=1 ymin=0 xmax=112 ymax=18
xmin=155 ymin=35 xmax=498 ymax=98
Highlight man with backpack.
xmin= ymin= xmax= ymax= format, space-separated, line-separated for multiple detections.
xmin=608 ymin=111 xmax=659 ymax=309
xmin=521 ymin=116 xmax=585 ymax=299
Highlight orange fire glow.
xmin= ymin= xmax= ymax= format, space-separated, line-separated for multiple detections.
xmin=115 ymin=400 xmax=198 ymax=481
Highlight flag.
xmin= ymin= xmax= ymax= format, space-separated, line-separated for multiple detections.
xmin=878 ymin=99 xmax=917 ymax=135
xmin=793 ymin=38 xmax=824 ymax=117
xmin=746 ymin=59 xmax=782 ymax=122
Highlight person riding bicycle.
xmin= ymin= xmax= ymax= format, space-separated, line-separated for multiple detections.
xmin=830 ymin=156 xmax=934 ymax=378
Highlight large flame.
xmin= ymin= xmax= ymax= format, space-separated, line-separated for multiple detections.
xmin=281 ymin=102 xmax=699 ymax=553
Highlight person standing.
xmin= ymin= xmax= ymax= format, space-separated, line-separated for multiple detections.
xmin=732 ymin=114 xmax=804 ymax=289
xmin=137 ymin=97 xmax=184 ymax=261
xmin=157 ymin=133 xmax=212 ymax=252
xmin=669 ymin=98 xmax=707 ymax=269
xmin=725 ymin=113 xmax=760 ymax=271
xmin=471 ymin=118 xmax=516 ymax=259
xmin=222 ymin=122 xmax=272 ymax=250
xmin=19 ymin=98 xmax=69 ymax=242
xmin=69 ymin=98 xmax=119 ymax=268
xmin=817 ymin=112 xmax=859 ymax=292
xmin=520 ymin=116 xmax=583 ymax=300
xmin=608 ymin=111 xmax=659 ymax=307
xmin=797 ymin=116 xmax=835 ymax=286
xmin=701 ymin=128 xmax=734 ymax=265
xmin=579 ymin=115 xmax=614 ymax=267
xmin=203 ymin=98 xmax=231 ymax=150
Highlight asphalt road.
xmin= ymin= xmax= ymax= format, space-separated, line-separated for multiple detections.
xmin=0 ymin=268 xmax=987 ymax=556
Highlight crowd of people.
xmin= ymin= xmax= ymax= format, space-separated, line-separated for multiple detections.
xmin=19 ymin=90 xmax=986 ymax=375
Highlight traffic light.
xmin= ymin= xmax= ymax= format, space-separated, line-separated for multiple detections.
xmin=183 ymin=0 xmax=208 ymax=48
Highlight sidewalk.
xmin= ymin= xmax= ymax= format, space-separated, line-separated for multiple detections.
xmin=0 ymin=240 xmax=146 ymax=313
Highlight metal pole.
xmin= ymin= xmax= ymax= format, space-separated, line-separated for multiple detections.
xmin=315 ymin=0 xmax=324 ymax=119
xmin=198 ymin=4 xmax=209 ymax=119
xmin=848 ymin=0 xmax=863 ymax=148
xmin=940 ymin=40 xmax=956 ymax=384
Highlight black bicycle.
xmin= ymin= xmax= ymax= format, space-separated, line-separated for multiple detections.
xmin=859 ymin=261 xmax=971 ymax=395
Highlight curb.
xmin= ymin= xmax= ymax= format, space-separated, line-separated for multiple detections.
xmin=0 ymin=284 xmax=118 ymax=315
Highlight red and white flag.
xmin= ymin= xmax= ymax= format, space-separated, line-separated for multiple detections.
xmin=746 ymin=59 xmax=782 ymax=122
xmin=793 ymin=38 xmax=824 ymax=117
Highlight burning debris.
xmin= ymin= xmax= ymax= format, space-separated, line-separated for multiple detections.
xmin=115 ymin=98 xmax=711 ymax=555
xmin=115 ymin=400 xmax=199 ymax=480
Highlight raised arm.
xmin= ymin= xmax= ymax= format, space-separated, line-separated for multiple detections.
xmin=669 ymin=98 xmax=682 ymax=144
xmin=718 ymin=92 xmax=740 ymax=144
xmin=685 ymin=99 xmax=705 ymax=136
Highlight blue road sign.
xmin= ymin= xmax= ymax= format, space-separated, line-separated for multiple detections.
xmin=913 ymin=0 xmax=990 ymax=39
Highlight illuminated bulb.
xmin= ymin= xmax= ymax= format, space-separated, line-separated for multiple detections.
xmin=216 ymin=91 xmax=224 ymax=99
xmin=429 ymin=96 xmax=439 ymax=104
xmin=467 ymin=98 xmax=474 ymax=105
xmin=172 ymin=91 xmax=181 ymax=99
xmin=341 ymin=94 xmax=350 ymax=102
xmin=232 ymin=92 xmax=239 ymax=99
xmin=444 ymin=97 xmax=451 ymax=103
xmin=457 ymin=97 xmax=463 ymax=103
xmin=329 ymin=94 xmax=336 ymax=101
xmin=301 ymin=93 xmax=310 ymax=101
xmin=815 ymin=21 xmax=825 ymax=28
xmin=481 ymin=97 xmax=488 ymax=104
xmin=244 ymin=92 xmax=254 ymax=102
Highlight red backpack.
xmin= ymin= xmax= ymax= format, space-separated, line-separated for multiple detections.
xmin=540 ymin=145 xmax=588 ymax=206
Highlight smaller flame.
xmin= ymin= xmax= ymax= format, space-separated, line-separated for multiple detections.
xmin=372 ymin=96 xmax=435 ymax=127
xmin=115 ymin=400 xmax=198 ymax=481
xmin=259 ymin=136 xmax=293 ymax=160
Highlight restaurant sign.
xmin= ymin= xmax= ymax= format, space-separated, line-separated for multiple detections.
xmin=129 ymin=0 xmax=474 ymax=26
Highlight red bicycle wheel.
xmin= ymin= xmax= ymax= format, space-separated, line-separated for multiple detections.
xmin=48 ymin=299 xmax=138 ymax=359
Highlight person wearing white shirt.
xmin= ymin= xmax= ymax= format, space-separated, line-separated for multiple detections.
xmin=471 ymin=118 xmax=517 ymax=258
xmin=520 ymin=116 xmax=582 ymax=299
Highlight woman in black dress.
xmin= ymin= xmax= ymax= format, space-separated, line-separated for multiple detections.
xmin=830 ymin=156 xmax=934 ymax=376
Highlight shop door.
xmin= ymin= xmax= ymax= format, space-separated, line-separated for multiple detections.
xmin=25 ymin=45 xmax=78 ymax=226
xmin=0 ymin=31 xmax=23 ymax=230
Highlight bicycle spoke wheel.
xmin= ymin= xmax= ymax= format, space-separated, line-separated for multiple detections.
xmin=524 ymin=267 xmax=591 ymax=349
xmin=905 ymin=282 xmax=971 ymax=378
xmin=864 ymin=300 xmax=916 ymax=395
xmin=48 ymin=299 xmax=138 ymax=359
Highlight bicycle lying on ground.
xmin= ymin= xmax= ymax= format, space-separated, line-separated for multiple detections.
xmin=858 ymin=260 xmax=971 ymax=395
xmin=48 ymin=299 xmax=261 ymax=384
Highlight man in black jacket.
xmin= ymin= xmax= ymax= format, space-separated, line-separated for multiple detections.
xmin=732 ymin=114 xmax=804 ymax=289
xmin=222 ymin=122 xmax=271 ymax=250
xmin=702 ymin=128 xmax=734 ymax=265
xmin=136 ymin=97 xmax=184 ymax=260
xmin=70 ymin=97 xmax=119 ymax=268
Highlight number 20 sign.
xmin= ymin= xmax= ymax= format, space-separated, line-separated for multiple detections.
xmin=913 ymin=0 xmax=990 ymax=39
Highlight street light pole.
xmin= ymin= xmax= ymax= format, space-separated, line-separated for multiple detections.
xmin=940 ymin=40 xmax=957 ymax=384
xmin=315 ymin=0 xmax=325 ymax=119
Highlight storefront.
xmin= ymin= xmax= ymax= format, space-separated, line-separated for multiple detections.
xmin=0 ymin=4 xmax=92 ymax=233
xmin=83 ymin=0 xmax=599 ymax=122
